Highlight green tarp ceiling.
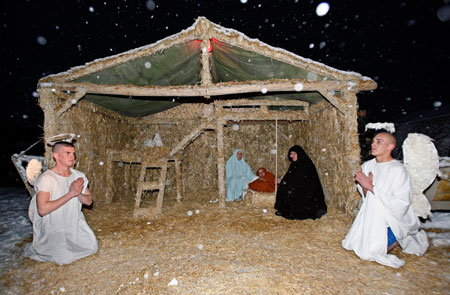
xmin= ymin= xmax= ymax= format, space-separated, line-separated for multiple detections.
xmin=73 ymin=40 xmax=331 ymax=117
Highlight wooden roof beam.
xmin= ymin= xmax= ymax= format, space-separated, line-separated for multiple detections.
xmin=200 ymin=38 xmax=212 ymax=98
xmin=214 ymin=99 xmax=309 ymax=107
xmin=219 ymin=111 xmax=309 ymax=121
xmin=40 ymin=79 xmax=376 ymax=98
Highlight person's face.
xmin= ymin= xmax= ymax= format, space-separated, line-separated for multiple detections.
xmin=371 ymin=133 xmax=394 ymax=157
xmin=290 ymin=151 xmax=298 ymax=162
xmin=257 ymin=169 xmax=265 ymax=177
xmin=54 ymin=146 xmax=76 ymax=167
xmin=236 ymin=151 xmax=243 ymax=160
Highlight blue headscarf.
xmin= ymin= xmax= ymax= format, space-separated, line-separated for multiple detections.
xmin=225 ymin=149 xmax=257 ymax=201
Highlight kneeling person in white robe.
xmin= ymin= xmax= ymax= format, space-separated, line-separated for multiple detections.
xmin=342 ymin=132 xmax=428 ymax=268
xmin=25 ymin=141 xmax=98 ymax=265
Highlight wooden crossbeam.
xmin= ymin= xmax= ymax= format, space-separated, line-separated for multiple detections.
xmin=220 ymin=111 xmax=308 ymax=121
xmin=40 ymin=79 xmax=377 ymax=97
xmin=214 ymin=99 xmax=309 ymax=107
xmin=54 ymin=90 xmax=86 ymax=117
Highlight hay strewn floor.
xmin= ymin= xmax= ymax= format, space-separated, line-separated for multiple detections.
xmin=1 ymin=194 xmax=449 ymax=295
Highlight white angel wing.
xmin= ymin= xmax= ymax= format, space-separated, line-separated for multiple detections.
xmin=402 ymin=133 xmax=440 ymax=219
xmin=26 ymin=158 xmax=43 ymax=185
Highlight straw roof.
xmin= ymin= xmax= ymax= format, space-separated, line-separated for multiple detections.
xmin=38 ymin=17 xmax=376 ymax=117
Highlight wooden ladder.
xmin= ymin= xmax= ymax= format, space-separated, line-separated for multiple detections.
xmin=134 ymin=160 xmax=168 ymax=217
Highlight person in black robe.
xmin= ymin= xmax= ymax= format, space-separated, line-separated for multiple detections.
xmin=274 ymin=145 xmax=327 ymax=220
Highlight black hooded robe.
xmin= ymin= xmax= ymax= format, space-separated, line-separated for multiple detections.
xmin=274 ymin=145 xmax=327 ymax=220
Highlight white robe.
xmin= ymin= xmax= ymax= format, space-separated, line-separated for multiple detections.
xmin=342 ymin=159 xmax=428 ymax=268
xmin=25 ymin=169 xmax=98 ymax=265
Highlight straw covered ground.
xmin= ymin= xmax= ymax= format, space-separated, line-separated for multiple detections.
xmin=1 ymin=193 xmax=449 ymax=295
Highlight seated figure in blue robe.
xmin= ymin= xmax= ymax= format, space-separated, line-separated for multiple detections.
xmin=226 ymin=149 xmax=258 ymax=201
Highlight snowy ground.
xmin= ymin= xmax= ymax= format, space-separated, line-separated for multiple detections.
xmin=0 ymin=187 xmax=32 ymax=274
xmin=0 ymin=187 xmax=449 ymax=292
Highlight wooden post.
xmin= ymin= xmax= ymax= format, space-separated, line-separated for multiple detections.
xmin=104 ymin=149 xmax=114 ymax=203
xmin=216 ymin=120 xmax=226 ymax=208
xmin=134 ymin=164 xmax=147 ymax=213
xmin=155 ymin=162 xmax=168 ymax=214
xmin=175 ymin=159 xmax=182 ymax=203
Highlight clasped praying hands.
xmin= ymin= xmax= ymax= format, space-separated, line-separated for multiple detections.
xmin=354 ymin=170 xmax=374 ymax=194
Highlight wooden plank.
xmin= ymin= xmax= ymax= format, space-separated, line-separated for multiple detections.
xmin=175 ymin=159 xmax=182 ymax=202
xmin=216 ymin=120 xmax=226 ymax=208
xmin=220 ymin=111 xmax=309 ymax=121
xmin=214 ymin=99 xmax=309 ymax=107
xmin=317 ymin=89 xmax=348 ymax=115
xmin=200 ymin=39 xmax=212 ymax=88
xmin=40 ymin=79 xmax=377 ymax=97
xmin=134 ymin=164 xmax=148 ymax=212
xmin=155 ymin=163 xmax=168 ymax=214
xmin=54 ymin=90 xmax=86 ymax=116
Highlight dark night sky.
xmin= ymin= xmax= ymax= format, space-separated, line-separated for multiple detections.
xmin=1 ymin=0 xmax=449 ymax=186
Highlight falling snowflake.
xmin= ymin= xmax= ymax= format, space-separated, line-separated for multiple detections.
xmin=89 ymin=7 xmax=94 ymax=12
xmin=144 ymin=61 xmax=152 ymax=69
xmin=232 ymin=124 xmax=239 ymax=131
xmin=316 ymin=2 xmax=330 ymax=17
xmin=433 ymin=101 xmax=442 ymax=108
xmin=36 ymin=36 xmax=47 ymax=45
xmin=261 ymin=87 xmax=268 ymax=94
xmin=146 ymin=0 xmax=156 ymax=10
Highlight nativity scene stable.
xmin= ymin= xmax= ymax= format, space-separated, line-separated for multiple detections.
xmin=35 ymin=17 xmax=377 ymax=217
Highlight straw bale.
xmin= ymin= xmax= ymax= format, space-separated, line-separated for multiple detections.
xmin=2 ymin=196 xmax=448 ymax=294
xmin=38 ymin=85 xmax=361 ymax=216
xmin=246 ymin=190 xmax=276 ymax=208
xmin=291 ymin=97 xmax=361 ymax=216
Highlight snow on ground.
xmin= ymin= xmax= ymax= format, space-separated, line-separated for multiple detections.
xmin=0 ymin=187 xmax=448 ymax=275
xmin=0 ymin=187 xmax=33 ymax=274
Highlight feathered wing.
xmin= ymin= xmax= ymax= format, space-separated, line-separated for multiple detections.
xmin=26 ymin=159 xmax=43 ymax=185
xmin=402 ymin=133 xmax=440 ymax=219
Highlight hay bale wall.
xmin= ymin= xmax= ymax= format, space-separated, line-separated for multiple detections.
xmin=39 ymin=88 xmax=133 ymax=204
xmin=291 ymin=100 xmax=361 ymax=215
xmin=39 ymin=92 xmax=361 ymax=214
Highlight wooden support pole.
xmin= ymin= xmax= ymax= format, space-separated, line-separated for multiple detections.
xmin=134 ymin=163 xmax=147 ymax=213
xmin=216 ymin=120 xmax=226 ymax=208
xmin=175 ymin=159 xmax=182 ymax=203
xmin=105 ymin=149 xmax=114 ymax=203
xmin=200 ymin=39 xmax=212 ymax=91
xmin=155 ymin=162 xmax=168 ymax=214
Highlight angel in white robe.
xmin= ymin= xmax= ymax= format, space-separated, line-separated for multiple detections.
xmin=24 ymin=141 xmax=98 ymax=265
xmin=342 ymin=132 xmax=428 ymax=268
